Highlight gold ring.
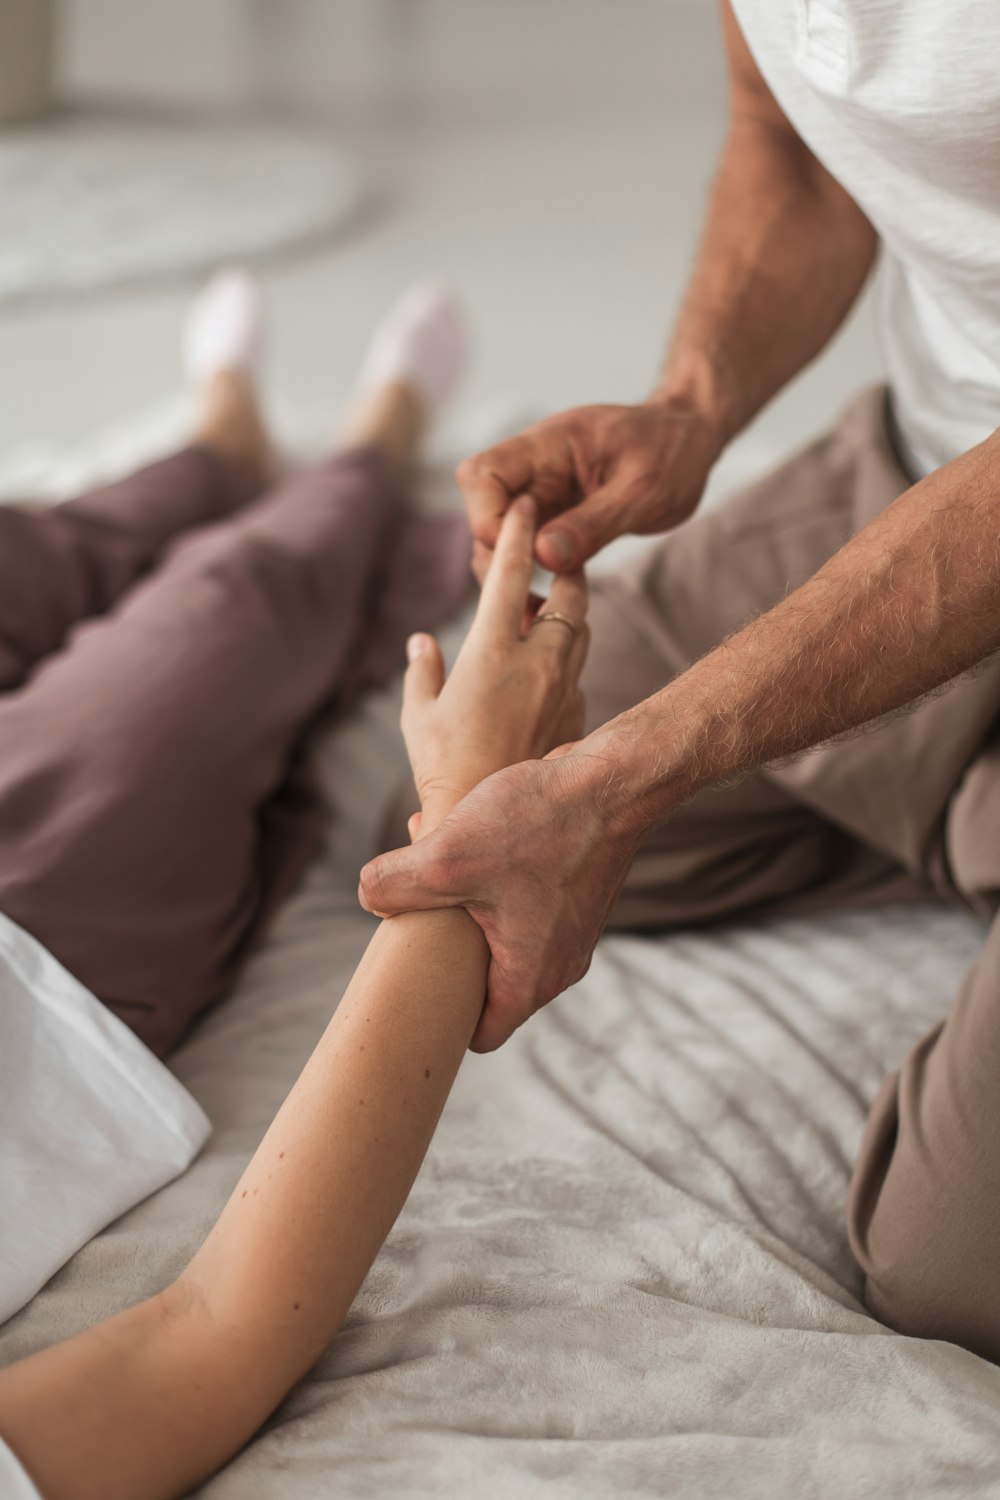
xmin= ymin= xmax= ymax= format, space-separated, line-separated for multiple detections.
xmin=530 ymin=610 xmax=576 ymax=637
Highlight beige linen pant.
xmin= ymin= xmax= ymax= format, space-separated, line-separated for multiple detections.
xmin=586 ymin=388 xmax=1000 ymax=1363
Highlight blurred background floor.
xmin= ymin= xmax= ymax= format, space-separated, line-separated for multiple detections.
xmin=0 ymin=0 xmax=883 ymax=499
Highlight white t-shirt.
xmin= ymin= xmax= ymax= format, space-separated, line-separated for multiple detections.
xmin=731 ymin=0 xmax=1000 ymax=478
xmin=0 ymin=911 xmax=211 ymax=1496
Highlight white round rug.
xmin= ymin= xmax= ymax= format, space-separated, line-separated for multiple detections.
xmin=0 ymin=112 xmax=365 ymax=302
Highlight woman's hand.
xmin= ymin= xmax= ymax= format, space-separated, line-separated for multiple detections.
xmin=400 ymin=495 xmax=589 ymax=835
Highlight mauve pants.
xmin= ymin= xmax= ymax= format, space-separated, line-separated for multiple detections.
xmin=0 ymin=444 xmax=471 ymax=1058
xmin=583 ymin=386 xmax=1000 ymax=1363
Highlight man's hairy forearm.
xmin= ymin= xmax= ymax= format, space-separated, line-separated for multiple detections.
xmin=597 ymin=432 xmax=1000 ymax=825
xmin=654 ymin=3 xmax=876 ymax=445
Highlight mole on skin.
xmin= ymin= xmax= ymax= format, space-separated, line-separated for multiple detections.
xmin=424 ymin=1069 xmax=431 ymax=1079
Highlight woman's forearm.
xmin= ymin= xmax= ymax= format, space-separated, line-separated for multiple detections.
xmin=186 ymin=906 xmax=488 ymax=1373
xmin=0 ymin=904 xmax=488 ymax=1500
xmin=598 ymin=430 xmax=1000 ymax=826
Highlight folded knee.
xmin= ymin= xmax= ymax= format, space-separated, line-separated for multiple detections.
xmin=855 ymin=1186 xmax=1000 ymax=1364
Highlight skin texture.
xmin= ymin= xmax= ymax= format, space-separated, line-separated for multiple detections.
xmin=0 ymin=503 xmax=588 ymax=1500
xmin=358 ymin=0 xmax=1000 ymax=1051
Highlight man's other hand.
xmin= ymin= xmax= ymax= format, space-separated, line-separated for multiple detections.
xmin=358 ymin=749 xmax=645 ymax=1052
xmin=459 ymin=398 xmax=720 ymax=575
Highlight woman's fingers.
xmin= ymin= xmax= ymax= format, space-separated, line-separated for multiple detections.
xmin=471 ymin=539 xmax=493 ymax=588
xmin=545 ymin=566 xmax=589 ymax=628
xmin=402 ymin=633 xmax=446 ymax=719
xmin=566 ymin=619 xmax=590 ymax=687
xmin=472 ymin=495 xmax=538 ymax=641
xmin=526 ymin=567 xmax=589 ymax=664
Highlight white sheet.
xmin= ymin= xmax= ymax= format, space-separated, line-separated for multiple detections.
xmin=0 ymin=909 xmax=209 ymax=1327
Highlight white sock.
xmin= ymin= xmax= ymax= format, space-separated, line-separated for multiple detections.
xmin=357 ymin=283 xmax=467 ymax=418
xmin=183 ymin=268 xmax=264 ymax=385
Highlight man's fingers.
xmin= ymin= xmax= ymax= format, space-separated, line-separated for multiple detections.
xmin=568 ymin=617 xmax=590 ymax=677
xmin=467 ymin=944 xmax=540 ymax=1052
xmin=402 ymin=633 xmax=446 ymax=716
xmin=358 ymin=840 xmax=454 ymax=917
xmin=468 ymin=971 xmax=524 ymax=1053
xmin=473 ymin=495 xmax=538 ymax=640
xmin=535 ymin=485 xmax=623 ymax=571
xmin=457 ymin=439 xmax=535 ymax=548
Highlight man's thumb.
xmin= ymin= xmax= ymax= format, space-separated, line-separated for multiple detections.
xmin=535 ymin=486 xmax=622 ymax=571
xmin=358 ymin=840 xmax=451 ymax=917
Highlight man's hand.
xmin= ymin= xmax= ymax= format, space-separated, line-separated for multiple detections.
xmin=358 ymin=749 xmax=646 ymax=1052
xmin=459 ymin=398 xmax=722 ymax=574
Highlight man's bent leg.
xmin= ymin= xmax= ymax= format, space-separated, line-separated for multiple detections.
xmin=584 ymin=386 xmax=943 ymax=929
xmin=844 ymin=713 xmax=1000 ymax=1361
xmin=847 ymin=910 xmax=1000 ymax=1362
xmin=586 ymin=570 xmax=928 ymax=929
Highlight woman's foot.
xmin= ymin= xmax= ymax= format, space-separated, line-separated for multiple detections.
xmin=342 ymin=283 xmax=467 ymax=468
xmin=185 ymin=269 xmax=272 ymax=486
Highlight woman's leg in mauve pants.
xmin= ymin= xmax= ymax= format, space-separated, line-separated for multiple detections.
xmin=0 ymin=420 xmax=471 ymax=1058
xmin=0 ymin=362 xmax=273 ymax=690
xmin=0 ymin=446 xmax=262 ymax=690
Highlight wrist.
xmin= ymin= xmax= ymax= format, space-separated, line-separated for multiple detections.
xmin=574 ymin=698 xmax=707 ymax=839
xmin=416 ymin=790 xmax=463 ymax=838
xmin=647 ymin=348 xmax=741 ymax=455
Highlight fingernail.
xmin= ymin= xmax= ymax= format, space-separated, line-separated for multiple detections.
xmin=406 ymin=634 xmax=427 ymax=661
xmin=542 ymin=530 xmax=574 ymax=568
xmin=514 ymin=494 xmax=536 ymax=518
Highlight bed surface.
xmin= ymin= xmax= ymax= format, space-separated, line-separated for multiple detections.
xmin=3 ymin=418 xmax=1000 ymax=1498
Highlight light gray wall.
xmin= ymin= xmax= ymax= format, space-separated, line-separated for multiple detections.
xmin=57 ymin=0 xmax=711 ymax=118
xmin=59 ymin=0 xmax=258 ymax=109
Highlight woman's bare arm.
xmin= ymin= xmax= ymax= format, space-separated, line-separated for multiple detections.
xmin=0 ymin=498 xmax=588 ymax=1500
xmin=0 ymin=906 xmax=487 ymax=1500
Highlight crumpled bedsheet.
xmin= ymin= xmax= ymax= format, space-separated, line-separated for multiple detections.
xmin=2 ymin=415 xmax=999 ymax=1498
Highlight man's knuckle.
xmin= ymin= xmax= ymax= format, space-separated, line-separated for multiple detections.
xmin=424 ymin=847 xmax=460 ymax=892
